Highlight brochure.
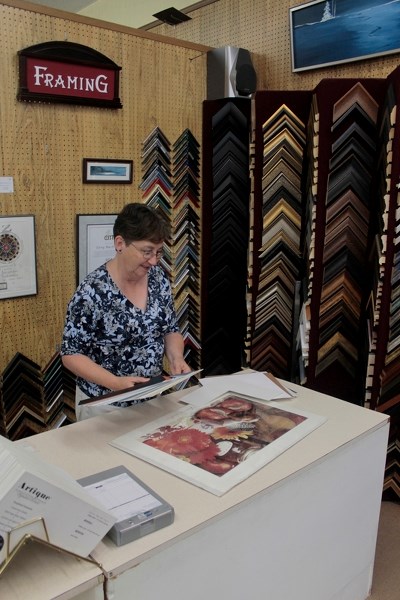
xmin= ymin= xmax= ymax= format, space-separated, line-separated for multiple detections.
xmin=0 ymin=435 xmax=116 ymax=567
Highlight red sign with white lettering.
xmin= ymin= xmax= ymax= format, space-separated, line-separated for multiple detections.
xmin=18 ymin=41 xmax=122 ymax=109
xmin=26 ymin=57 xmax=115 ymax=100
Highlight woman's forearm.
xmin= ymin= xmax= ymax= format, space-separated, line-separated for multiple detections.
xmin=164 ymin=332 xmax=190 ymax=373
xmin=62 ymin=354 xmax=119 ymax=389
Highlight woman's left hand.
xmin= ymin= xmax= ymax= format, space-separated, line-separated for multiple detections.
xmin=165 ymin=332 xmax=192 ymax=375
xmin=169 ymin=357 xmax=192 ymax=375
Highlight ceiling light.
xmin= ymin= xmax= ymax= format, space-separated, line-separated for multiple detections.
xmin=152 ymin=7 xmax=191 ymax=25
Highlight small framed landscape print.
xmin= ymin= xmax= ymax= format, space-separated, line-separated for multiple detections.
xmin=0 ymin=215 xmax=37 ymax=299
xmin=290 ymin=0 xmax=400 ymax=72
xmin=82 ymin=158 xmax=133 ymax=183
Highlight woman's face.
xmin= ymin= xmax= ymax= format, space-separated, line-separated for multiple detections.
xmin=116 ymin=236 xmax=164 ymax=279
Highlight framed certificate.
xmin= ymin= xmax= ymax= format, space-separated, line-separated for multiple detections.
xmin=77 ymin=214 xmax=117 ymax=283
xmin=0 ymin=215 xmax=37 ymax=299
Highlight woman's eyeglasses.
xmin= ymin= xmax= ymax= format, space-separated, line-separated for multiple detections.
xmin=129 ymin=242 xmax=163 ymax=260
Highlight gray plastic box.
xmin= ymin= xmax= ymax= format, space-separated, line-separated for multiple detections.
xmin=78 ymin=465 xmax=174 ymax=546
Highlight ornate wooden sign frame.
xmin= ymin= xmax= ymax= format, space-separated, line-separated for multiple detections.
xmin=17 ymin=41 xmax=122 ymax=109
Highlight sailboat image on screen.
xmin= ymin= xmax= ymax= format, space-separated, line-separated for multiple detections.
xmin=321 ymin=0 xmax=336 ymax=21
xmin=290 ymin=0 xmax=400 ymax=72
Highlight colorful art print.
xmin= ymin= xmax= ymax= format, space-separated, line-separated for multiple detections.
xmin=111 ymin=393 xmax=327 ymax=495
xmin=143 ymin=396 xmax=307 ymax=475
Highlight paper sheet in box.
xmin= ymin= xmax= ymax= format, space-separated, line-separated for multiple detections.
xmin=78 ymin=466 xmax=174 ymax=546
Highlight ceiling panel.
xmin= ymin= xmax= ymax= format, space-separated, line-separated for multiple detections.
xmin=25 ymin=0 xmax=193 ymax=29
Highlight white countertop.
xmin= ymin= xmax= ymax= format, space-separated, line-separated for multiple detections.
xmin=16 ymin=381 xmax=389 ymax=579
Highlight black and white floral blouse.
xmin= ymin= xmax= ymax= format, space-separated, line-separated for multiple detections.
xmin=61 ymin=264 xmax=179 ymax=404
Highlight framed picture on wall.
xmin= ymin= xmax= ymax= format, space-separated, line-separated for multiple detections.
xmin=82 ymin=158 xmax=133 ymax=183
xmin=77 ymin=214 xmax=117 ymax=283
xmin=0 ymin=215 xmax=37 ymax=300
xmin=290 ymin=0 xmax=400 ymax=72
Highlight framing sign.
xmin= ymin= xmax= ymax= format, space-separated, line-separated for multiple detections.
xmin=17 ymin=41 xmax=122 ymax=109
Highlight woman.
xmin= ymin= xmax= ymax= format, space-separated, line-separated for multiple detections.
xmin=61 ymin=202 xmax=191 ymax=419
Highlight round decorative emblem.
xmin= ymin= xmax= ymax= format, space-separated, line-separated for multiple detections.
xmin=0 ymin=233 xmax=21 ymax=263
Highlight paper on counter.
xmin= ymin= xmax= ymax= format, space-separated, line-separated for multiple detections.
xmin=182 ymin=371 xmax=296 ymax=407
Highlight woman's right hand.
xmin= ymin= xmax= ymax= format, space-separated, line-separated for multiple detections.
xmin=62 ymin=354 xmax=150 ymax=392
xmin=111 ymin=375 xmax=150 ymax=391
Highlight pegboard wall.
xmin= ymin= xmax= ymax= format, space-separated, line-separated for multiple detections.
xmin=0 ymin=1 xmax=207 ymax=370
xmin=152 ymin=0 xmax=400 ymax=90
xmin=2 ymin=0 xmax=399 ymax=374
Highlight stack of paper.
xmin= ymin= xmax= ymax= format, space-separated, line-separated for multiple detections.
xmin=0 ymin=435 xmax=116 ymax=567
xmin=183 ymin=371 xmax=296 ymax=407
xmin=78 ymin=369 xmax=203 ymax=408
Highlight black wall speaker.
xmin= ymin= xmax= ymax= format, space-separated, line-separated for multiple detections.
xmin=207 ymin=46 xmax=257 ymax=100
